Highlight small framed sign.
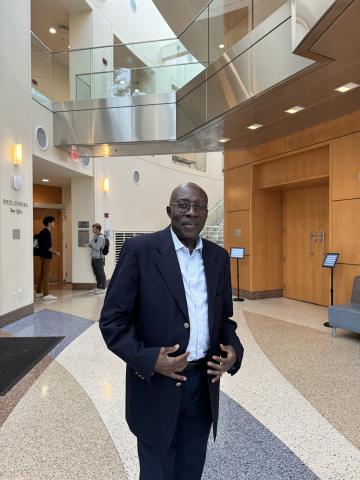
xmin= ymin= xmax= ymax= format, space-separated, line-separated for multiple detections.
xmin=322 ymin=253 xmax=339 ymax=268
xmin=230 ymin=247 xmax=245 ymax=259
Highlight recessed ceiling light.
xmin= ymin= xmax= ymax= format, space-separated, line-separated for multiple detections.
xmin=218 ymin=137 xmax=230 ymax=143
xmin=247 ymin=123 xmax=263 ymax=130
xmin=285 ymin=105 xmax=305 ymax=114
xmin=42 ymin=178 xmax=50 ymax=182
xmin=134 ymin=88 xmax=140 ymax=93
xmin=49 ymin=27 xmax=57 ymax=34
xmin=335 ymin=82 xmax=359 ymax=93
xmin=120 ymin=80 xmax=125 ymax=84
xmin=219 ymin=43 xmax=225 ymax=49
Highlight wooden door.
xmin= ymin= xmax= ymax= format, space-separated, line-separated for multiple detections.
xmin=283 ymin=186 xmax=329 ymax=305
xmin=33 ymin=209 xmax=62 ymax=285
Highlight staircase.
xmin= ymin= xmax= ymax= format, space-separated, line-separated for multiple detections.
xmin=202 ymin=200 xmax=224 ymax=247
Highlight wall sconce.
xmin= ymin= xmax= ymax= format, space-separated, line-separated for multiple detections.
xmin=103 ymin=177 xmax=110 ymax=193
xmin=13 ymin=143 xmax=23 ymax=166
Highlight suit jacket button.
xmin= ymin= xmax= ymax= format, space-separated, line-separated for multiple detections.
xmin=184 ymin=322 xmax=190 ymax=329
xmin=176 ymin=382 xmax=182 ymax=387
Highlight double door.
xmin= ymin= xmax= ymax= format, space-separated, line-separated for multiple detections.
xmin=283 ymin=185 xmax=329 ymax=306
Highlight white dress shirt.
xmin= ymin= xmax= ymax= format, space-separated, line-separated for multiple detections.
xmin=170 ymin=228 xmax=209 ymax=361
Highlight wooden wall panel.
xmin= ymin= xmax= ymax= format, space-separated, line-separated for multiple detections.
xmin=333 ymin=263 xmax=360 ymax=304
xmin=33 ymin=184 xmax=62 ymax=204
xmin=331 ymin=132 xmax=360 ymax=200
xmin=224 ymin=164 xmax=250 ymax=211
xmin=254 ymin=146 xmax=329 ymax=188
xmin=331 ymin=199 xmax=360 ymax=264
xmin=230 ymin=255 xmax=250 ymax=291
xmin=251 ymin=188 xmax=283 ymax=291
xmin=225 ymin=211 xmax=250 ymax=254
xmin=285 ymin=111 xmax=360 ymax=152
xmin=225 ymin=151 xmax=252 ymax=170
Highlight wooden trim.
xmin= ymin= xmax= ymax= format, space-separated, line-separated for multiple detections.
xmin=71 ymin=280 xmax=110 ymax=290
xmin=0 ymin=303 xmax=34 ymax=328
xmin=232 ymin=288 xmax=283 ymax=300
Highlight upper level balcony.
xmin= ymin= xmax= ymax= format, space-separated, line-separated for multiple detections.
xmin=31 ymin=0 xmax=359 ymax=157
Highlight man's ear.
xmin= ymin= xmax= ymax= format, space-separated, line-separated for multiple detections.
xmin=166 ymin=206 xmax=171 ymax=218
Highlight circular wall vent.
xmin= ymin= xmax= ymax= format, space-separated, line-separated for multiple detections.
xmin=80 ymin=154 xmax=91 ymax=168
xmin=35 ymin=125 xmax=48 ymax=151
xmin=133 ymin=169 xmax=140 ymax=184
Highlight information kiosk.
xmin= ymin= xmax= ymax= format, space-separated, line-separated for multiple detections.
xmin=322 ymin=252 xmax=339 ymax=327
xmin=230 ymin=247 xmax=245 ymax=302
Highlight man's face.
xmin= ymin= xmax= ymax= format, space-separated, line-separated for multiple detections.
xmin=92 ymin=226 xmax=98 ymax=234
xmin=167 ymin=185 xmax=208 ymax=244
xmin=49 ymin=221 xmax=55 ymax=230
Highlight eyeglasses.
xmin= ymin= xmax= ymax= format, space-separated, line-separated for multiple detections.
xmin=171 ymin=201 xmax=208 ymax=213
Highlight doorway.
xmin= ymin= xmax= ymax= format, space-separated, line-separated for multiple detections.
xmin=283 ymin=185 xmax=329 ymax=306
xmin=33 ymin=208 xmax=63 ymax=286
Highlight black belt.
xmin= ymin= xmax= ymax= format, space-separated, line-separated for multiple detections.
xmin=184 ymin=357 xmax=208 ymax=371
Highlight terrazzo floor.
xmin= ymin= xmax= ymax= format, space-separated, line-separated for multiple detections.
xmin=0 ymin=288 xmax=359 ymax=479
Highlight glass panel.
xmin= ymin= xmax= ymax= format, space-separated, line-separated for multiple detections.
xmin=52 ymin=48 xmax=91 ymax=102
xmin=31 ymin=35 xmax=52 ymax=106
xmin=179 ymin=7 xmax=209 ymax=65
xmin=209 ymin=0 xmax=252 ymax=63
xmin=253 ymin=0 xmax=288 ymax=28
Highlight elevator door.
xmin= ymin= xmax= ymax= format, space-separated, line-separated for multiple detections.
xmin=283 ymin=185 xmax=329 ymax=306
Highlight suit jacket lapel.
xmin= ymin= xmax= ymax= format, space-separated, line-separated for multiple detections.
xmin=202 ymin=240 xmax=221 ymax=334
xmin=155 ymin=228 xmax=190 ymax=322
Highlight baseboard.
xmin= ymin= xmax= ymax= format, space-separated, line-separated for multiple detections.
xmin=71 ymin=280 xmax=110 ymax=290
xmin=232 ymin=288 xmax=283 ymax=300
xmin=0 ymin=303 xmax=34 ymax=328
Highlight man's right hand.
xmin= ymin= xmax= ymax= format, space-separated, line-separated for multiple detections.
xmin=154 ymin=344 xmax=189 ymax=381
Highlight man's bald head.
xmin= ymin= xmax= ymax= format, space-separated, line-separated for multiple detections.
xmin=169 ymin=183 xmax=208 ymax=205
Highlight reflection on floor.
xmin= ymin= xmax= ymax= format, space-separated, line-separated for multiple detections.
xmin=0 ymin=291 xmax=359 ymax=479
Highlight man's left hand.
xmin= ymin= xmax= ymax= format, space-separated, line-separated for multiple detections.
xmin=207 ymin=343 xmax=237 ymax=383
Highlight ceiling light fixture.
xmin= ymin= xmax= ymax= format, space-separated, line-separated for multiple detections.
xmin=247 ymin=123 xmax=263 ymax=130
xmin=218 ymin=137 xmax=230 ymax=143
xmin=42 ymin=178 xmax=50 ymax=183
xmin=285 ymin=105 xmax=305 ymax=114
xmin=219 ymin=43 xmax=225 ymax=49
xmin=49 ymin=27 xmax=57 ymax=34
xmin=335 ymin=82 xmax=359 ymax=93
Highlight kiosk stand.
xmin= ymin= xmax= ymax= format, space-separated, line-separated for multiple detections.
xmin=230 ymin=247 xmax=245 ymax=302
xmin=322 ymin=252 xmax=339 ymax=327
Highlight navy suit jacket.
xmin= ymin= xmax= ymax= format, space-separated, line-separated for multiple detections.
xmin=99 ymin=226 xmax=244 ymax=451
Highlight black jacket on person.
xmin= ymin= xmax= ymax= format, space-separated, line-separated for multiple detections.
xmin=38 ymin=228 xmax=52 ymax=259
xmin=99 ymin=226 xmax=244 ymax=451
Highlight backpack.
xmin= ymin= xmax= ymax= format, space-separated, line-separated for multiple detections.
xmin=102 ymin=236 xmax=110 ymax=256
xmin=33 ymin=233 xmax=40 ymax=256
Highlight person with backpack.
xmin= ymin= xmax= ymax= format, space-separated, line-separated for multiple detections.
xmin=86 ymin=223 xmax=108 ymax=294
xmin=35 ymin=216 xmax=60 ymax=301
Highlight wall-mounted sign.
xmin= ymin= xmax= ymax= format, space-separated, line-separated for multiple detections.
xmin=78 ymin=221 xmax=89 ymax=229
xmin=2 ymin=198 xmax=29 ymax=215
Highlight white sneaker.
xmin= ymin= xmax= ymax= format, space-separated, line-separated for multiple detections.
xmin=95 ymin=288 xmax=106 ymax=295
xmin=43 ymin=294 xmax=58 ymax=301
xmin=35 ymin=293 xmax=43 ymax=298
xmin=88 ymin=288 xmax=96 ymax=294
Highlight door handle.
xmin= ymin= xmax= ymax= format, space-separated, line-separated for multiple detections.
xmin=309 ymin=232 xmax=317 ymax=256
xmin=318 ymin=230 xmax=325 ymax=255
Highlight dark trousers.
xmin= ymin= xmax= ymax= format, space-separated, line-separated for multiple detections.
xmin=91 ymin=258 xmax=106 ymax=289
xmin=138 ymin=368 xmax=212 ymax=480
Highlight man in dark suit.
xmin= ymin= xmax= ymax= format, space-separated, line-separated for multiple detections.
xmin=100 ymin=182 xmax=244 ymax=480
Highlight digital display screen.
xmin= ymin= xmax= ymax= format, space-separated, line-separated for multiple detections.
xmin=230 ymin=247 xmax=245 ymax=259
xmin=322 ymin=253 xmax=339 ymax=268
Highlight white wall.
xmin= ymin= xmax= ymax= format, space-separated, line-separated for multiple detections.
xmin=32 ymin=100 xmax=94 ymax=177
xmin=93 ymin=153 xmax=224 ymax=281
xmin=0 ymin=0 xmax=33 ymax=316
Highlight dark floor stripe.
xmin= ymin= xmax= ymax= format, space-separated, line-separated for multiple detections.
xmin=2 ymin=309 xmax=94 ymax=357
xmin=203 ymin=392 xmax=319 ymax=480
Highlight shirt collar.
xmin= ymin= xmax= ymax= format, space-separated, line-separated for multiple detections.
xmin=170 ymin=227 xmax=203 ymax=253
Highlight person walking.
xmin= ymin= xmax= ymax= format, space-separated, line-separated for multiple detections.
xmin=35 ymin=216 xmax=60 ymax=301
xmin=100 ymin=182 xmax=244 ymax=480
xmin=87 ymin=223 xmax=107 ymax=294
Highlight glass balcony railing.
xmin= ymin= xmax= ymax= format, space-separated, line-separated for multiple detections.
xmin=31 ymin=0 xmax=288 ymax=109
